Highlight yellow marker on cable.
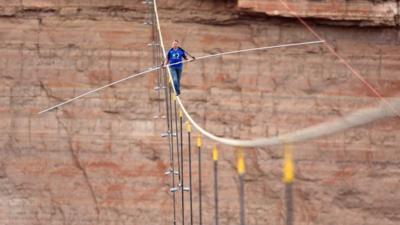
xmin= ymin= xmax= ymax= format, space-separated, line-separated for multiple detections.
xmin=283 ymin=144 xmax=295 ymax=184
xmin=173 ymin=94 xmax=176 ymax=101
xmin=237 ymin=149 xmax=245 ymax=175
xmin=186 ymin=121 xmax=192 ymax=133
xmin=197 ymin=135 xmax=202 ymax=148
xmin=213 ymin=145 xmax=218 ymax=161
xmin=179 ymin=110 xmax=183 ymax=118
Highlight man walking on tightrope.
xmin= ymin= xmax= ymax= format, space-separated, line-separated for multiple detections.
xmin=163 ymin=40 xmax=195 ymax=96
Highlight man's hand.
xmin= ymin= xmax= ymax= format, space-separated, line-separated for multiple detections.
xmin=190 ymin=56 xmax=196 ymax=62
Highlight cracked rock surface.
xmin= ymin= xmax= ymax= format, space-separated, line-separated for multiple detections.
xmin=238 ymin=0 xmax=400 ymax=26
xmin=0 ymin=0 xmax=399 ymax=225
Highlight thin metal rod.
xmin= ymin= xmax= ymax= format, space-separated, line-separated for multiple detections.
xmin=164 ymin=76 xmax=176 ymax=225
xmin=38 ymin=40 xmax=324 ymax=114
xmin=198 ymin=145 xmax=203 ymax=225
xmin=151 ymin=3 xmax=176 ymax=225
xmin=153 ymin=9 xmax=162 ymax=116
xmin=213 ymin=158 xmax=219 ymax=225
xmin=180 ymin=114 xmax=185 ymax=225
xmin=188 ymin=130 xmax=193 ymax=225
xmin=169 ymin=83 xmax=178 ymax=225
xmin=174 ymin=100 xmax=181 ymax=183
xmin=286 ymin=183 xmax=294 ymax=225
xmin=161 ymin=65 xmax=172 ymax=164
xmin=239 ymin=174 xmax=245 ymax=225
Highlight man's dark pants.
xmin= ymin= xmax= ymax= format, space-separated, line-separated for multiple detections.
xmin=170 ymin=67 xmax=183 ymax=95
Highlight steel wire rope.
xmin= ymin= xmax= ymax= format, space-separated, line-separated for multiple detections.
xmin=153 ymin=0 xmax=400 ymax=147
xmin=277 ymin=0 xmax=400 ymax=118
xmin=168 ymin=78 xmax=178 ymax=225
xmin=179 ymin=111 xmax=185 ymax=225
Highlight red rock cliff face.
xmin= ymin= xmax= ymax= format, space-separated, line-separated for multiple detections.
xmin=0 ymin=0 xmax=399 ymax=225
xmin=239 ymin=0 xmax=400 ymax=26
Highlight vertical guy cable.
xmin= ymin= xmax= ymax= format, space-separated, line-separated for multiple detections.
xmin=154 ymin=7 xmax=162 ymax=116
xmin=187 ymin=122 xmax=194 ymax=225
xmin=164 ymin=55 xmax=177 ymax=225
xmin=173 ymin=95 xmax=181 ymax=183
xmin=148 ymin=0 xmax=161 ymax=119
xmin=151 ymin=3 xmax=160 ymax=117
xmin=148 ymin=0 xmax=176 ymax=225
xmin=171 ymin=92 xmax=182 ymax=225
xmin=179 ymin=110 xmax=185 ymax=225
xmin=237 ymin=149 xmax=246 ymax=225
xmin=213 ymin=145 xmax=219 ymax=225
xmin=170 ymin=84 xmax=177 ymax=225
xmin=152 ymin=1 xmax=177 ymax=225
xmin=283 ymin=145 xmax=295 ymax=225
xmin=197 ymin=136 xmax=203 ymax=225
xmin=151 ymin=1 xmax=177 ymax=223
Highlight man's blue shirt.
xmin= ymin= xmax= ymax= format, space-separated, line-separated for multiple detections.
xmin=168 ymin=48 xmax=186 ymax=69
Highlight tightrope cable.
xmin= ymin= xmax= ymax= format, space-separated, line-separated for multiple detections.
xmin=152 ymin=0 xmax=400 ymax=148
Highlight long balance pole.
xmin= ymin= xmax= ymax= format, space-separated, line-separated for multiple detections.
xmin=38 ymin=40 xmax=324 ymax=114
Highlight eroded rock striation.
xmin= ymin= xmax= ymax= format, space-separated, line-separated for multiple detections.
xmin=0 ymin=0 xmax=399 ymax=225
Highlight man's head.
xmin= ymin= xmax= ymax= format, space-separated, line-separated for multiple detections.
xmin=172 ymin=40 xmax=179 ymax=49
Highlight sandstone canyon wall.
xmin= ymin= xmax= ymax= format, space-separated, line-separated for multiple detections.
xmin=239 ymin=0 xmax=400 ymax=26
xmin=0 ymin=0 xmax=399 ymax=225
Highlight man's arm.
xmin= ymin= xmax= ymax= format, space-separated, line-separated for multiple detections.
xmin=163 ymin=51 xmax=171 ymax=67
xmin=180 ymin=48 xmax=195 ymax=61
xmin=163 ymin=59 xmax=169 ymax=67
